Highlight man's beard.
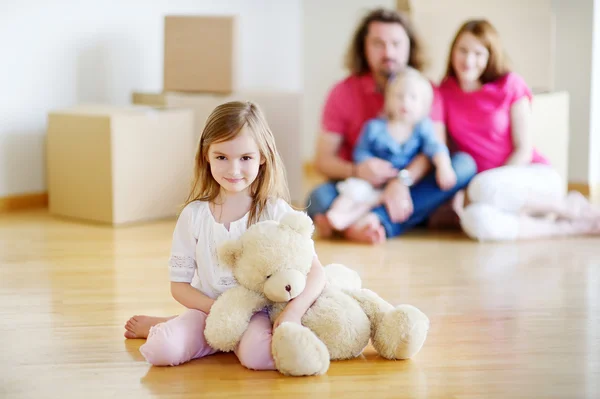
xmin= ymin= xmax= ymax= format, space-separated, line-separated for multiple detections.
xmin=377 ymin=61 xmax=401 ymax=80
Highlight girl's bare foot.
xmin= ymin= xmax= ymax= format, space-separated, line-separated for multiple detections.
xmin=313 ymin=214 xmax=333 ymax=238
xmin=343 ymin=213 xmax=386 ymax=244
xmin=124 ymin=315 xmax=176 ymax=339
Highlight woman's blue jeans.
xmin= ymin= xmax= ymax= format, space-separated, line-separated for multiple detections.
xmin=305 ymin=152 xmax=477 ymax=238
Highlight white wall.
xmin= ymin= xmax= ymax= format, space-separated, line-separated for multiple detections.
xmin=0 ymin=0 xmax=302 ymax=198
xmin=411 ymin=0 xmax=554 ymax=91
xmin=590 ymin=0 xmax=600 ymax=200
xmin=302 ymin=0 xmax=394 ymax=160
xmin=552 ymin=0 xmax=596 ymax=184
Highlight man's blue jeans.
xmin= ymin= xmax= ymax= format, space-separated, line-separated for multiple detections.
xmin=305 ymin=152 xmax=477 ymax=238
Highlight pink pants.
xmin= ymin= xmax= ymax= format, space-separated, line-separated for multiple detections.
xmin=139 ymin=309 xmax=276 ymax=370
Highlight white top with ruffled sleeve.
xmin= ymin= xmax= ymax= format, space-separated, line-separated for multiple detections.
xmin=168 ymin=197 xmax=315 ymax=299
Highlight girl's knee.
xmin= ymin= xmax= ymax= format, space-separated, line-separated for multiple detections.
xmin=466 ymin=172 xmax=506 ymax=207
xmin=139 ymin=324 xmax=189 ymax=366
xmin=460 ymin=203 xmax=519 ymax=242
xmin=139 ymin=310 xmax=209 ymax=367
xmin=236 ymin=313 xmax=275 ymax=371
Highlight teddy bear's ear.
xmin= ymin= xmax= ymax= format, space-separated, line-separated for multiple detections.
xmin=217 ymin=239 xmax=243 ymax=269
xmin=280 ymin=211 xmax=314 ymax=238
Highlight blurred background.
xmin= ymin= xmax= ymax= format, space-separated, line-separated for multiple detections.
xmin=1 ymin=0 xmax=599 ymax=223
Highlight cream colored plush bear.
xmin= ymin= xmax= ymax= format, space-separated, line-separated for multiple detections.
xmin=203 ymin=211 xmax=430 ymax=376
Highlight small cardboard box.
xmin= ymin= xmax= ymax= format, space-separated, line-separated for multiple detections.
xmin=163 ymin=15 xmax=236 ymax=94
xmin=131 ymin=91 xmax=304 ymax=205
xmin=46 ymin=105 xmax=195 ymax=225
xmin=530 ymin=90 xmax=570 ymax=185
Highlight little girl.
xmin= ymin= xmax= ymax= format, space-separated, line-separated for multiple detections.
xmin=124 ymin=101 xmax=326 ymax=369
xmin=326 ymin=67 xmax=458 ymax=232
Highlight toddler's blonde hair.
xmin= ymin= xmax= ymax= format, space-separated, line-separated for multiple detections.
xmin=384 ymin=67 xmax=434 ymax=120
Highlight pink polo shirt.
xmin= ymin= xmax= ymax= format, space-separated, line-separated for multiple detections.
xmin=438 ymin=72 xmax=549 ymax=173
xmin=321 ymin=73 xmax=444 ymax=161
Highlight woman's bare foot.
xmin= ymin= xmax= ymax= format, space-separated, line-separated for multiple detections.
xmin=313 ymin=214 xmax=333 ymax=238
xmin=124 ymin=315 xmax=176 ymax=339
xmin=343 ymin=213 xmax=386 ymax=244
xmin=565 ymin=217 xmax=600 ymax=235
xmin=520 ymin=191 xmax=600 ymax=221
xmin=563 ymin=191 xmax=600 ymax=220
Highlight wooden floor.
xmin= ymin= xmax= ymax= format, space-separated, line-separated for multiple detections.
xmin=1 ymin=205 xmax=599 ymax=398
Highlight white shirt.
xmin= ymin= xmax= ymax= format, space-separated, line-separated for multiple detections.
xmin=168 ymin=197 xmax=315 ymax=299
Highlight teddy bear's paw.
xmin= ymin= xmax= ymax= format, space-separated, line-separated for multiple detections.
xmin=272 ymin=322 xmax=330 ymax=376
xmin=373 ymin=304 xmax=430 ymax=360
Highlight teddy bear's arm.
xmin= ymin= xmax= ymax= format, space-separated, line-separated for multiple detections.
xmin=344 ymin=288 xmax=394 ymax=325
xmin=204 ymin=286 xmax=270 ymax=352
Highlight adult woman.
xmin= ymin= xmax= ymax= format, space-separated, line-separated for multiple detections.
xmin=438 ymin=19 xmax=600 ymax=240
xmin=306 ymin=8 xmax=477 ymax=244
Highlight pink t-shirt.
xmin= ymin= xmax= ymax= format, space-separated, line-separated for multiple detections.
xmin=438 ymin=72 xmax=548 ymax=173
xmin=321 ymin=73 xmax=444 ymax=161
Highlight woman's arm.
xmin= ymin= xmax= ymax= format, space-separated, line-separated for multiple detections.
xmin=273 ymin=255 xmax=326 ymax=329
xmin=506 ymin=97 xmax=534 ymax=166
xmin=170 ymin=282 xmax=215 ymax=314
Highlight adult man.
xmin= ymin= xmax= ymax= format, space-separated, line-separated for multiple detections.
xmin=306 ymin=8 xmax=476 ymax=244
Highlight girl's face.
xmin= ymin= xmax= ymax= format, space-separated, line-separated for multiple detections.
xmin=451 ymin=32 xmax=489 ymax=84
xmin=207 ymin=127 xmax=263 ymax=196
xmin=387 ymin=77 xmax=423 ymax=124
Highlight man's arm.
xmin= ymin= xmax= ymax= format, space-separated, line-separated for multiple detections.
xmin=314 ymin=132 xmax=355 ymax=180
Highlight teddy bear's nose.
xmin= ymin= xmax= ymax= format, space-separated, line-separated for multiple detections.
xmin=285 ymin=285 xmax=291 ymax=292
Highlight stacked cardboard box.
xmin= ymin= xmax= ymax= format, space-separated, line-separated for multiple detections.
xmin=131 ymin=90 xmax=303 ymax=205
xmin=47 ymin=105 xmax=195 ymax=225
xmin=135 ymin=15 xmax=304 ymax=205
xmin=46 ymin=14 xmax=304 ymax=226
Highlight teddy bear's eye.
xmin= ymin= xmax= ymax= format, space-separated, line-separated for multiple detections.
xmin=266 ymin=275 xmax=272 ymax=279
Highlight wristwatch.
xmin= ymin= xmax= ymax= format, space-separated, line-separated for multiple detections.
xmin=397 ymin=169 xmax=414 ymax=187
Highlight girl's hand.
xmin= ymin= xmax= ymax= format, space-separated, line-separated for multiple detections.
xmin=272 ymin=306 xmax=303 ymax=331
xmin=436 ymin=166 xmax=457 ymax=191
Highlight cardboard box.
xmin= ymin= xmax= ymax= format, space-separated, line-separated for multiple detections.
xmin=46 ymin=105 xmax=195 ymax=225
xmin=396 ymin=0 xmax=412 ymax=15
xmin=411 ymin=1 xmax=554 ymax=91
xmin=164 ymin=15 xmax=236 ymax=94
xmin=131 ymin=91 xmax=304 ymax=205
xmin=530 ymin=90 xmax=570 ymax=185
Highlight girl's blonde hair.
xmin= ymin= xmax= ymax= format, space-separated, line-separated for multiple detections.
xmin=384 ymin=67 xmax=433 ymax=120
xmin=183 ymin=100 xmax=290 ymax=227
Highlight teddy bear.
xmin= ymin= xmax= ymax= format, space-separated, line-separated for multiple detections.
xmin=203 ymin=210 xmax=430 ymax=376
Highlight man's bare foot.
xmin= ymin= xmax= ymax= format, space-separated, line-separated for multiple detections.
xmin=313 ymin=214 xmax=333 ymax=238
xmin=124 ymin=315 xmax=176 ymax=339
xmin=343 ymin=213 xmax=386 ymax=244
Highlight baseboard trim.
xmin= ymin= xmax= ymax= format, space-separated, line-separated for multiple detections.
xmin=0 ymin=192 xmax=48 ymax=213
xmin=0 ymin=178 xmax=593 ymax=213
xmin=567 ymin=183 xmax=590 ymax=197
